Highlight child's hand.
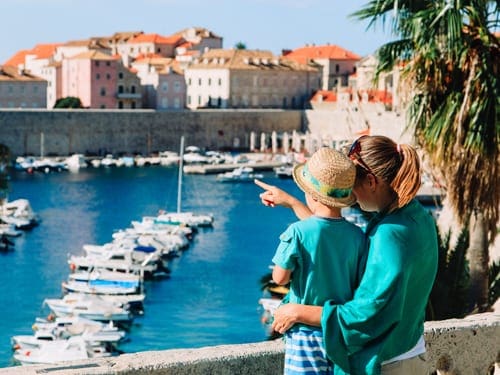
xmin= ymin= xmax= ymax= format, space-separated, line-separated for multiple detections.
xmin=255 ymin=179 xmax=298 ymax=208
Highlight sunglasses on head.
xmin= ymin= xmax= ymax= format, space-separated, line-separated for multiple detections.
xmin=348 ymin=136 xmax=375 ymax=176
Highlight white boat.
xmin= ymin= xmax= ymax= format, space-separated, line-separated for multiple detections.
xmin=274 ymin=165 xmax=293 ymax=179
xmin=68 ymin=244 xmax=164 ymax=277
xmin=158 ymin=150 xmax=181 ymax=166
xmin=216 ymin=166 xmax=264 ymax=182
xmin=64 ymin=154 xmax=88 ymax=171
xmin=12 ymin=320 xmax=125 ymax=350
xmin=63 ymin=269 xmax=142 ymax=295
xmin=43 ymin=294 xmax=133 ymax=324
xmin=13 ymin=336 xmax=111 ymax=365
xmin=155 ymin=211 xmax=214 ymax=228
xmin=0 ymin=198 xmax=40 ymax=229
xmin=0 ymin=223 xmax=23 ymax=237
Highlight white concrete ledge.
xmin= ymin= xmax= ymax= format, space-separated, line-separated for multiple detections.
xmin=1 ymin=312 xmax=498 ymax=375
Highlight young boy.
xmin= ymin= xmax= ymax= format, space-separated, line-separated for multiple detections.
xmin=271 ymin=147 xmax=367 ymax=374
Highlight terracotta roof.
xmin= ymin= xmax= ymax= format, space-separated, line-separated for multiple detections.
xmin=0 ymin=65 xmax=45 ymax=81
xmin=172 ymin=27 xmax=222 ymax=40
xmin=189 ymin=49 xmax=319 ymax=72
xmin=310 ymin=89 xmax=392 ymax=104
xmin=134 ymin=53 xmax=165 ymax=61
xmin=310 ymin=90 xmax=337 ymax=102
xmin=128 ymin=33 xmax=183 ymax=45
xmin=284 ymin=44 xmax=361 ymax=64
xmin=68 ymin=50 xmax=118 ymax=61
xmin=3 ymin=50 xmax=30 ymax=67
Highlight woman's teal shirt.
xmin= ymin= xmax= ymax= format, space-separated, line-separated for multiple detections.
xmin=321 ymin=200 xmax=438 ymax=374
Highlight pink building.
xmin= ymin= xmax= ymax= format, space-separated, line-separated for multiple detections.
xmin=62 ymin=51 xmax=141 ymax=109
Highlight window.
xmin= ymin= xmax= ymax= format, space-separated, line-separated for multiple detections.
xmin=100 ymin=88 xmax=106 ymax=96
xmin=106 ymin=61 xmax=110 ymax=66
xmin=131 ymin=101 xmax=136 ymax=109
xmin=174 ymin=98 xmax=180 ymax=109
xmin=161 ymin=97 xmax=168 ymax=108
xmin=106 ymin=73 xmax=111 ymax=80
xmin=162 ymin=82 xmax=168 ymax=92
xmin=188 ymin=78 xmax=192 ymax=85
xmin=131 ymin=86 xmax=136 ymax=93
xmin=118 ymin=101 xmax=124 ymax=108
xmin=218 ymin=78 xmax=222 ymax=86
xmin=118 ymin=85 xmax=124 ymax=93
xmin=95 ymin=61 xmax=100 ymax=67
xmin=335 ymin=64 xmax=340 ymax=73
xmin=118 ymin=72 xmax=124 ymax=79
xmin=198 ymin=78 xmax=202 ymax=86
xmin=174 ymin=81 xmax=181 ymax=92
xmin=208 ymin=78 xmax=212 ymax=86
xmin=33 ymin=86 xmax=39 ymax=93
xmin=187 ymin=95 xmax=191 ymax=105
xmin=96 ymin=73 xmax=101 ymax=80
xmin=100 ymin=104 xmax=106 ymax=108
xmin=198 ymin=95 xmax=201 ymax=105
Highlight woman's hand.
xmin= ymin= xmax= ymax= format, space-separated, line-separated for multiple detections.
xmin=271 ymin=303 xmax=323 ymax=334
xmin=272 ymin=303 xmax=301 ymax=334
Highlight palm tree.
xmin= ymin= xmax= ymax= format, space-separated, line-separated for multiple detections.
xmin=353 ymin=0 xmax=499 ymax=313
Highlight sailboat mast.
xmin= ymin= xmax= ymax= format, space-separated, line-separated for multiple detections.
xmin=177 ymin=136 xmax=185 ymax=213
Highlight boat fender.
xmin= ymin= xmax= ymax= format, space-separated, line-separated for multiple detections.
xmin=70 ymin=263 xmax=76 ymax=271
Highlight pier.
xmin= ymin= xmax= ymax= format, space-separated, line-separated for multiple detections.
xmin=183 ymin=161 xmax=284 ymax=174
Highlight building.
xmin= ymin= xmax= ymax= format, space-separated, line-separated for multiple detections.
xmin=0 ymin=65 xmax=47 ymax=108
xmin=184 ymin=49 xmax=321 ymax=110
xmin=62 ymin=50 xmax=142 ymax=109
xmin=173 ymin=27 xmax=223 ymax=53
xmin=283 ymin=44 xmax=360 ymax=90
xmin=132 ymin=55 xmax=186 ymax=109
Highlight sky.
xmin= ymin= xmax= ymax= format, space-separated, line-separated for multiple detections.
xmin=0 ymin=0 xmax=393 ymax=64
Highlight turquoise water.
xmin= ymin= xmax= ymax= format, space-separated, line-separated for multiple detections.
xmin=0 ymin=165 xmax=302 ymax=368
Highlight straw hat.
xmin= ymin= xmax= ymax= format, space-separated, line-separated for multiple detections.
xmin=292 ymin=147 xmax=356 ymax=208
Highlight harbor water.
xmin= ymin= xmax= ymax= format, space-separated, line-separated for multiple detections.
xmin=0 ymin=165 xmax=303 ymax=368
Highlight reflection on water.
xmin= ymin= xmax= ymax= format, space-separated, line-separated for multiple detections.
xmin=0 ymin=166 xmax=300 ymax=367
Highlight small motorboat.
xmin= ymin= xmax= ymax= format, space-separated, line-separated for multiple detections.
xmin=216 ymin=166 xmax=263 ymax=183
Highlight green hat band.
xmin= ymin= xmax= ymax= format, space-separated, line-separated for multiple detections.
xmin=302 ymin=164 xmax=352 ymax=198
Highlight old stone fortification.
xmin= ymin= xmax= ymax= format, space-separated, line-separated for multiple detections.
xmin=0 ymin=109 xmax=304 ymax=157
xmin=1 ymin=313 xmax=498 ymax=374
xmin=0 ymin=107 xmax=411 ymax=158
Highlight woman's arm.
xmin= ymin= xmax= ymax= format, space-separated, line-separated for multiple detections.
xmin=254 ymin=179 xmax=312 ymax=220
xmin=271 ymin=303 xmax=322 ymax=334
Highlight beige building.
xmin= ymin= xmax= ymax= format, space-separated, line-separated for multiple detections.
xmin=185 ymin=49 xmax=321 ymax=110
xmin=132 ymin=56 xmax=186 ymax=109
xmin=0 ymin=66 xmax=47 ymax=108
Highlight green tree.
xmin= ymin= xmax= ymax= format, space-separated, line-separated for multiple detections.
xmin=53 ymin=96 xmax=83 ymax=108
xmin=234 ymin=41 xmax=247 ymax=50
xmin=353 ymin=0 xmax=499 ymax=313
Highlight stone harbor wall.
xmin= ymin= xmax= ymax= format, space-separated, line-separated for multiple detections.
xmin=1 ymin=312 xmax=498 ymax=375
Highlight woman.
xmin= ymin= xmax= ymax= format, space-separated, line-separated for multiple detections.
xmin=255 ymin=135 xmax=438 ymax=374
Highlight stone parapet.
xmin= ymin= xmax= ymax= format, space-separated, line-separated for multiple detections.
xmin=1 ymin=312 xmax=498 ymax=374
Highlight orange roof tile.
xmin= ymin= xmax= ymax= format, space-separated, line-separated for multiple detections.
xmin=284 ymin=44 xmax=361 ymax=64
xmin=310 ymin=90 xmax=337 ymax=102
xmin=128 ymin=33 xmax=183 ymax=45
xmin=3 ymin=50 xmax=30 ymax=67
xmin=31 ymin=43 xmax=62 ymax=59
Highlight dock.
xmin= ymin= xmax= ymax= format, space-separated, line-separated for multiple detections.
xmin=183 ymin=162 xmax=284 ymax=175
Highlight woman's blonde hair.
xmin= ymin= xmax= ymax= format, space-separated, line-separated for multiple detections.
xmin=356 ymin=135 xmax=421 ymax=208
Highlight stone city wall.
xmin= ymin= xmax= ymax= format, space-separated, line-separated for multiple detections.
xmin=0 ymin=109 xmax=304 ymax=157
xmin=1 ymin=313 xmax=498 ymax=375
